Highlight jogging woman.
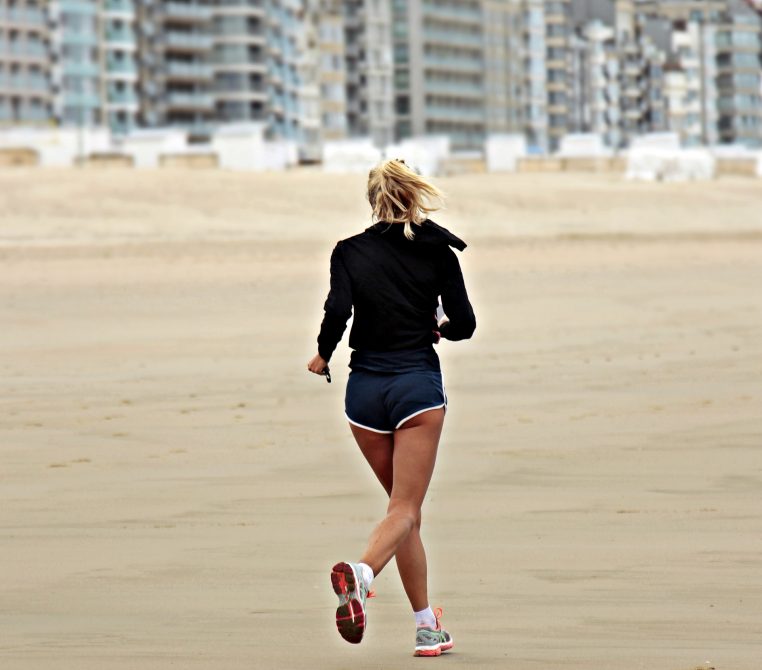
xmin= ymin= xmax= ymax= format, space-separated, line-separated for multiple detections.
xmin=306 ymin=158 xmax=476 ymax=657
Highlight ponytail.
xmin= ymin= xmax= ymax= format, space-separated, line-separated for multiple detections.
xmin=367 ymin=159 xmax=445 ymax=240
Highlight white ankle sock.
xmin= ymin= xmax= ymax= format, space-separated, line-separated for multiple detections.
xmin=414 ymin=606 xmax=436 ymax=629
xmin=358 ymin=562 xmax=374 ymax=589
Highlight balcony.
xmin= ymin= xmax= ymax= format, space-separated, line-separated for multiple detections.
xmin=164 ymin=2 xmax=213 ymax=22
xmin=424 ymin=80 xmax=483 ymax=97
xmin=63 ymin=61 xmax=100 ymax=77
xmin=62 ymin=31 xmax=98 ymax=47
xmin=107 ymin=90 xmax=139 ymax=106
xmin=421 ymin=1 xmax=481 ymax=24
xmin=104 ymin=0 xmax=135 ymax=17
xmin=106 ymin=28 xmax=137 ymax=46
xmin=164 ymin=32 xmax=214 ymax=51
xmin=165 ymin=91 xmax=214 ymax=109
xmin=215 ymin=0 xmax=266 ymax=15
xmin=1 ymin=7 xmax=47 ymax=26
xmin=0 ymin=74 xmax=49 ymax=93
xmin=166 ymin=61 xmax=214 ymax=80
xmin=423 ymin=54 xmax=483 ymax=73
xmin=425 ymin=104 xmax=484 ymax=122
xmin=64 ymin=92 xmax=101 ymax=108
xmin=5 ymin=41 xmax=49 ymax=59
xmin=59 ymin=0 xmax=97 ymax=14
xmin=107 ymin=60 xmax=138 ymax=77
xmin=423 ymin=29 xmax=482 ymax=48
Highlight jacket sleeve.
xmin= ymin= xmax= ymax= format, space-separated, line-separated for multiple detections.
xmin=438 ymin=247 xmax=476 ymax=341
xmin=316 ymin=242 xmax=353 ymax=362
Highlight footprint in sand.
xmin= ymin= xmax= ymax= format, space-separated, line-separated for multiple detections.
xmin=48 ymin=462 xmax=68 ymax=468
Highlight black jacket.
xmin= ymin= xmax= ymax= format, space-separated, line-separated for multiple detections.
xmin=316 ymin=219 xmax=476 ymax=362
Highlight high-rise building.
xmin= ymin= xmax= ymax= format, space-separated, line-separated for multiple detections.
xmin=343 ymin=0 xmax=394 ymax=147
xmin=0 ymin=0 xmax=52 ymax=125
xmin=715 ymin=1 xmax=762 ymax=146
xmin=570 ymin=19 xmax=622 ymax=147
xmin=392 ymin=0 xmax=487 ymax=151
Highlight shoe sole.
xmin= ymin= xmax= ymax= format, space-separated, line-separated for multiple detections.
xmin=331 ymin=561 xmax=365 ymax=644
xmin=414 ymin=639 xmax=454 ymax=657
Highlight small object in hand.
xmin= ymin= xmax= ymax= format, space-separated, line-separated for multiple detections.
xmin=323 ymin=366 xmax=331 ymax=383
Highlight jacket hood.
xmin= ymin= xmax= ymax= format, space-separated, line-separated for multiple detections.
xmin=367 ymin=219 xmax=467 ymax=251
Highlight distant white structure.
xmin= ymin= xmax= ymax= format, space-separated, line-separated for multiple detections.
xmin=211 ymin=123 xmax=296 ymax=171
xmin=557 ymin=133 xmax=613 ymax=158
xmin=626 ymin=133 xmax=715 ymax=181
xmin=0 ymin=127 xmax=110 ymax=167
xmin=383 ymin=135 xmax=451 ymax=176
xmin=120 ymin=129 xmax=187 ymax=168
xmin=210 ymin=123 xmax=266 ymax=170
xmin=322 ymin=138 xmax=383 ymax=174
xmin=485 ymin=134 xmax=527 ymax=172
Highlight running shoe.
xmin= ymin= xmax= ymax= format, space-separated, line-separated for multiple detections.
xmin=414 ymin=607 xmax=454 ymax=657
xmin=330 ymin=561 xmax=373 ymax=644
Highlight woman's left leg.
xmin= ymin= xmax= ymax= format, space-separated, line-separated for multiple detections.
xmin=359 ymin=408 xmax=444 ymax=577
xmin=350 ymin=424 xmax=430 ymax=611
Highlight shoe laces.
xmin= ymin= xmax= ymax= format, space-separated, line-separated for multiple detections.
xmin=433 ymin=606 xmax=444 ymax=630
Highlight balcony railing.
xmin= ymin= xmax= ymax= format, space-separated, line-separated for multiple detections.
xmin=59 ymin=0 xmax=98 ymax=14
xmin=5 ymin=42 xmax=49 ymax=58
xmin=164 ymin=32 xmax=214 ymax=50
xmin=165 ymin=91 xmax=214 ymax=108
xmin=1 ymin=8 xmax=47 ymax=25
xmin=164 ymin=3 xmax=213 ymax=21
xmin=108 ymin=90 xmax=139 ymax=105
xmin=104 ymin=0 xmax=135 ymax=15
xmin=63 ymin=61 xmax=100 ymax=77
xmin=166 ymin=61 xmax=214 ymax=78
xmin=106 ymin=29 xmax=136 ymax=44
xmin=107 ymin=61 xmax=138 ymax=75
xmin=63 ymin=92 xmax=101 ymax=107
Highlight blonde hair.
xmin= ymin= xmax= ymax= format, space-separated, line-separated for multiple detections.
xmin=367 ymin=158 xmax=445 ymax=240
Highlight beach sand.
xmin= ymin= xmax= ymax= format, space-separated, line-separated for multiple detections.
xmin=1 ymin=170 xmax=761 ymax=669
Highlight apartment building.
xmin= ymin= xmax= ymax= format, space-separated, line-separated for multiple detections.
xmin=137 ymin=0 xmax=214 ymax=132
xmin=391 ymin=0 xmax=487 ymax=151
xmin=715 ymin=2 xmax=762 ymax=146
xmin=570 ymin=19 xmax=622 ymax=147
xmin=544 ymin=0 xmax=572 ymax=150
xmin=0 ymin=0 xmax=51 ymax=125
xmin=343 ymin=0 xmax=394 ymax=147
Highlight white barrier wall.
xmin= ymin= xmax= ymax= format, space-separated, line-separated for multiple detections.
xmin=626 ymin=132 xmax=715 ymax=182
xmin=383 ymin=135 xmax=451 ymax=176
xmin=211 ymin=123 xmax=266 ymax=170
xmin=485 ymin=134 xmax=527 ymax=172
xmin=0 ymin=127 xmax=110 ymax=167
xmin=121 ymin=129 xmax=188 ymax=168
xmin=262 ymin=139 xmax=299 ymax=171
xmin=557 ymin=133 xmax=612 ymax=158
xmin=322 ymin=138 xmax=383 ymax=174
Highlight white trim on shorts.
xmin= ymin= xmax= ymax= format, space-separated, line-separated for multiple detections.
xmin=345 ymin=412 xmax=393 ymax=434
xmin=395 ymin=402 xmax=446 ymax=430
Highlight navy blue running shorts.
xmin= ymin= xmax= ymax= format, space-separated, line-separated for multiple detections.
xmin=344 ymin=369 xmax=447 ymax=434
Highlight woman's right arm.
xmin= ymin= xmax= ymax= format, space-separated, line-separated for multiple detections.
xmin=438 ymin=247 xmax=476 ymax=341
xmin=316 ymin=241 xmax=353 ymax=362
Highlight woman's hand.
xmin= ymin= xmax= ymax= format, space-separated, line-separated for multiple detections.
xmin=307 ymin=353 xmax=329 ymax=376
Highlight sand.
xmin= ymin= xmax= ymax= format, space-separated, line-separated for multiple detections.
xmin=1 ymin=169 xmax=761 ymax=670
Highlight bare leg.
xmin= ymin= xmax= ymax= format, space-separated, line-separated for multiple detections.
xmin=350 ymin=424 xmax=433 ymax=611
xmin=351 ymin=409 xmax=444 ymax=602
